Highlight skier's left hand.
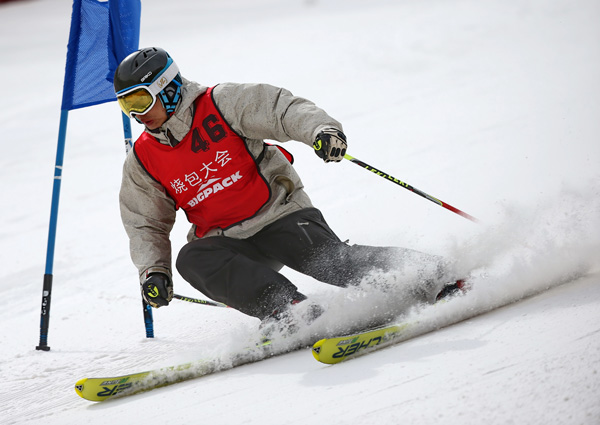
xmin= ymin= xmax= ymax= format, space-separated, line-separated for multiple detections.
xmin=314 ymin=128 xmax=347 ymax=163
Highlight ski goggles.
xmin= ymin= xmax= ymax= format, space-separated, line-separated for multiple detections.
xmin=116 ymin=60 xmax=180 ymax=117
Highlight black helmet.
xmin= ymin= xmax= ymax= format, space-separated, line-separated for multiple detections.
xmin=114 ymin=47 xmax=182 ymax=117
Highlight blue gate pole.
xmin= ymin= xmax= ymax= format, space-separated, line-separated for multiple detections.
xmin=36 ymin=109 xmax=69 ymax=351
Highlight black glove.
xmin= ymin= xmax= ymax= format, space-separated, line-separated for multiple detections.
xmin=313 ymin=128 xmax=347 ymax=163
xmin=141 ymin=273 xmax=173 ymax=308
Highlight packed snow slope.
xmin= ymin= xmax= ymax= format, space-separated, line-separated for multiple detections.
xmin=1 ymin=0 xmax=599 ymax=424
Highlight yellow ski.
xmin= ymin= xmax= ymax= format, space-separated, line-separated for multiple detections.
xmin=312 ymin=323 xmax=411 ymax=364
xmin=74 ymin=362 xmax=201 ymax=402
xmin=75 ymin=340 xmax=279 ymax=402
xmin=75 ymin=371 xmax=152 ymax=402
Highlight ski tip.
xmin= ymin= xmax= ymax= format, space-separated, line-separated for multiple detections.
xmin=74 ymin=378 xmax=88 ymax=400
xmin=312 ymin=338 xmax=326 ymax=362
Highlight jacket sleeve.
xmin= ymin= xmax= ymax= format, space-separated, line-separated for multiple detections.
xmin=212 ymin=83 xmax=343 ymax=146
xmin=119 ymin=150 xmax=176 ymax=282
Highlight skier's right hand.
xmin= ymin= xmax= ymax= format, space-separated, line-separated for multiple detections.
xmin=141 ymin=273 xmax=173 ymax=308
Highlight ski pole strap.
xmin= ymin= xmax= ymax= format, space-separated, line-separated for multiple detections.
xmin=343 ymin=154 xmax=479 ymax=223
xmin=173 ymin=293 xmax=229 ymax=308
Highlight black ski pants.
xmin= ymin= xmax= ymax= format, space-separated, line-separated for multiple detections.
xmin=176 ymin=208 xmax=401 ymax=319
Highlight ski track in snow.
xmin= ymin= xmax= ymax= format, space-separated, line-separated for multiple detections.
xmin=1 ymin=0 xmax=599 ymax=424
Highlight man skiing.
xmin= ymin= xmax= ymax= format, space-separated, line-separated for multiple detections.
xmin=114 ymin=47 xmax=460 ymax=330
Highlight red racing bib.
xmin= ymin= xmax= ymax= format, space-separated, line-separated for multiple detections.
xmin=133 ymin=86 xmax=271 ymax=237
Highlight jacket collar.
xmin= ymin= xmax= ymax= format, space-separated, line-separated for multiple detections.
xmin=147 ymin=77 xmax=207 ymax=147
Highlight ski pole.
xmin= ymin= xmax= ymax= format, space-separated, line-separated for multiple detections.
xmin=119 ymin=112 xmax=155 ymax=338
xmin=344 ymin=154 xmax=479 ymax=223
xmin=173 ymin=293 xmax=229 ymax=308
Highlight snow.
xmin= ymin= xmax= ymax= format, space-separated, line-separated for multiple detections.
xmin=1 ymin=0 xmax=599 ymax=423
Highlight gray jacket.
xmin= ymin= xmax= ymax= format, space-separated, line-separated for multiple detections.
xmin=119 ymin=79 xmax=343 ymax=281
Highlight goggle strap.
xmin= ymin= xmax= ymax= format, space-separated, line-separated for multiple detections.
xmin=147 ymin=61 xmax=180 ymax=96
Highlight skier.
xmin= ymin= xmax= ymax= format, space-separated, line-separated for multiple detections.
xmin=114 ymin=47 xmax=462 ymax=330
